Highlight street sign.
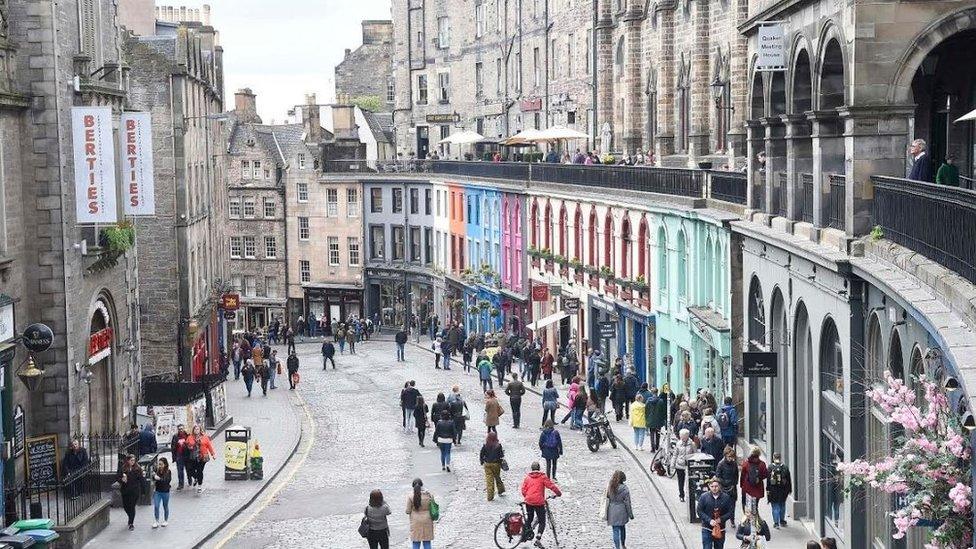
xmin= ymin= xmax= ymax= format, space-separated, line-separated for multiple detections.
xmin=221 ymin=293 xmax=241 ymax=311
xmin=743 ymin=351 xmax=778 ymax=377
xmin=663 ymin=354 xmax=673 ymax=366
xmin=563 ymin=298 xmax=580 ymax=314
xmin=598 ymin=321 xmax=617 ymax=339
xmin=22 ymin=323 xmax=54 ymax=353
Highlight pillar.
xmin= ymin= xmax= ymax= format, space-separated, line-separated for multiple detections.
xmin=745 ymin=120 xmax=764 ymax=211
xmin=655 ymin=5 xmax=676 ymax=158
xmin=783 ymin=114 xmax=813 ymax=221
xmin=762 ymin=117 xmax=787 ymax=217
xmin=688 ymin=0 xmax=712 ymax=164
xmin=806 ymin=111 xmax=844 ymax=229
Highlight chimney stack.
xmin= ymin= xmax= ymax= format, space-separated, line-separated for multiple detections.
xmin=234 ymin=88 xmax=261 ymax=123
xmin=303 ymin=94 xmax=322 ymax=144
xmin=331 ymin=95 xmax=358 ymax=141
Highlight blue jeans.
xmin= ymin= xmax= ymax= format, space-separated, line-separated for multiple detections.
xmin=612 ymin=525 xmax=626 ymax=549
xmin=412 ymin=542 xmax=432 ymax=549
xmin=153 ymin=491 xmax=170 ymax=521
xmin=572 ymin=408 xmax=583 ymax=429
xmin=438 ymin=442 xmax=452 ymax=467
xmin=339 ymin=340 xmax=346 ymax=353
xmin=633 ymin=427 xmax=646 ymax=448
xmin=268 ymin=366 xmax=277 ymax=389
xmin=396 ymin=343 xmax=405 ymax=361
xmin=701 ymin=528 xmax=726 ymax=549
xmin=175 ymin=458 xmax=185 ymax=487
xmin=770 ymin=501 xmax=785 ymax=525
xmin=233 ymin=359 xmax=241 ymax=380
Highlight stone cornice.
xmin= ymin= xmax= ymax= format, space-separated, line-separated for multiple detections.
xmin=0 ymin=90 xmax=28 ymax=110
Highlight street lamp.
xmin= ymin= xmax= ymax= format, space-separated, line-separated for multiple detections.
xmin=16 ymin=355 xmax=45 ymax=392
xmin=710 ymin=77 xmax=734 ymax=112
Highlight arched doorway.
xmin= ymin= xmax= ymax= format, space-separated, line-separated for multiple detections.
xmin=747 ymin=276 xmax=767 ymax=445
xmin=770 ymin=288 xmax=788 ymax=458
xmin=819 ymin=316 xmax=845 ymax=538
xmin=819 ymin=39 xmax=845 ymax=110
xmin=866 ymin=314 xmax=890 ymax=548
xmin=87 ymin=297 xmax=117 ymax=435
xmin=793 ymin=301 xmax=814 ymax=519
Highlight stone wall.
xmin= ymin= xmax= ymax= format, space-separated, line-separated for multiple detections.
xmin=335 ymin=20 xmax=394 ymax=112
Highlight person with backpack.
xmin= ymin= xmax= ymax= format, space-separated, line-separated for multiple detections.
xmin=766 ymin=452 xmax=792 ymax=528
xmin=539 ymin=420 xmax=563 ymax=480
xmin=718 ymin=397 xmax=739 ymax=448
xmin=739 ymin=446 xmax=769 ymax=511
xmin=505 ymin=373 xmax=526 ymax=429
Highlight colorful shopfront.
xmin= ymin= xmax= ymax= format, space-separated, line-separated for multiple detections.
xmin=615 ymin=303 xmax=655 ymax=385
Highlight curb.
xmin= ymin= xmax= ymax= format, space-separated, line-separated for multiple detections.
xmin=407 ymin=340 xmax=690 ymax=549
xmin=190 ymin=390 xmax=307 ymax=549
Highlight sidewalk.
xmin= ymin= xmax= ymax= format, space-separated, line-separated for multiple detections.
xmin=83 ymin=358 xmax=305 ymax=548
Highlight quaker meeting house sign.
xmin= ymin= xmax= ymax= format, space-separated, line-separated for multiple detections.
xmin=22 ymin=323 xmax=54 ymax=353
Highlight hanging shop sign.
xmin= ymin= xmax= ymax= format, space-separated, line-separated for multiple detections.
xmin=756 ymin=23 xmax=787 ymax=72
xmin=88 ymin=327 xmax=113 ymax=366
xmin=0 ymin=300 xmax=14 ymax=343
xmin=531 ymin=285 xmax=550 ymax=302
xmin=22 ymin=323 xmax=54 ymax=353
xmin=120 ymin=111 xmax=156 ymax=216
xmin=221 ymin=293 xmax=241 ymax=311
xmin=12 ymin=405 xmax=25 ymax=458
xmin=71 ymin=106 xmax=117 ymax=224
xmin=520 ymin=98 xmax=542 ymax=112
xmin=426 ymin=113 xmax=460 ymax=124
xmin=742 ymin=351 xmax=777 ymax=377
xmin=563 ymin=297 xmax=581 ymax=315
xmin=599 ymin=321 xmax=617 ymax=339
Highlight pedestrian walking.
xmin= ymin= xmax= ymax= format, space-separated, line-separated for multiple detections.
xmin=674 ymin=428 xmax=698 ymax=502
xmin=630 ymin=395 xmax=647 ymax=451
xmin=406 ymin=479 xmax=435 ymax=549
xmin=493 ymin=351 xmax=506 ymax=388
xmin=448 ymin=386 xmax=469 ymax=445
xmin=364 ymin=489 xmax=392 ymax=549
xmin=414 ymin=396 xmax=430 ymax=447
xmin=402 ymin=381 xmax=420 ymax=432
xmin=541 ymin=380 xmax=559 ymax=426
xmin=396 ymin=329 xmax=408 ymax=362
xmin=151 ymin=457 xmax=171 ymax=528
xmin=479 ymin=432 xmax=506 ymax=501
xmin=287 ymin=351 xmax=300 ymax=390
xmin=285 ymin=326 xmax=296 ymax=354
xmin=739 ymin=446 xmax=769 ymax=511
xmin=700 ymin=428 xmax=725 ymax=470
xmin=118 ymin=454 xmax=144 ymax=530
xmin=63 ymin=439 xmax=90 ymax=499
xmin=433 ymin=337 xmax=443 ymax=369
xmin=505 ymin=373 xmax=526 ymax=429
xmin=241 ymin=358 xmax=256 ymax=397
xmin=605 ymin=470 xmax=634 ymax=549
xmin=256 ymin=359 xmax=270 ymax=396
xmin=697 ymin=478 xmax=734 ymax=549
xmin=677 ymin=410 xmax=700 ymax=441
xmin=232 ymin=340 xmax=242 ymax=380
xmin=572 ymin=386 xmax=588 ymax=429
xmin=766 ymin=452 xmax=792 ymax=528
xmin=462 ymin=341 xmax=473 ymax=373
xmin=541 ymin=348 xmax=554 ymax=381
xmin=539 ymin=420 xmax=563 ymax=480
xmin=477 ymin=354 xmax=493 ymax=392
xmin=185 ymin=425 xmax=215 ymax=493
xmin=484 ymin=390 xmax=505 ymax=434
xmin=646 ymin=388 xmax=667 ymax=451
xmin=520 ymin=461 xmax=562 ymax=545
xmin=701 ymin=408 xmax=721 ymax=438
xmin=623 ymin=369 xmax=639 ymax=417
xmin=735 ymin=509 xmax=771 ymax=548
xmin=560 ymin=381 xmax=579 ymax=425
xmin=716 ymin=448 xmax=740 ymax=519
xmin=268 ymin=349 xmax=281 ymax=389
xmin=610 ymin=375 xmax=628 ymax=422
xmin=346 ymin=326 xmax=357 ymax=354
xmin=337 ymin=324 xmax=347 ymax=354
xmin=322 ymin=339 xmax=336 ymax=369
xmin=433 ymin=410 xmax=456 ymax=472
xmin=718 ymin=397 xmax=739 ymax=448
xmin=170 ymin=425 xmax=188 ymax=490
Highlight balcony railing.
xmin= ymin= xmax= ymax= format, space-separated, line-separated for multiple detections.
xmin=323 ymin=160 xmax=742 ymax=203
xmin=825 ymin=174 xmax=846 ymax=230
xmin=799 ymin=173 xmax=814 ymax=223
xmin=873 ymin=175 xmax=976 ymax=285
xmin=771 ymin=172 xmax=788 ymax=217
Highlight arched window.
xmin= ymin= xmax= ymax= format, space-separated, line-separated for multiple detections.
xmin=638 ymin=217 xmax=648 ymax=279
xmin=676 ymin=231 xmax=688 ymax=298
xmin=604 ymin=211 xmax=614 ymax=270
xmin=620 ymin=215 xmax=632 ymax=278
xmin=657 ymin=227 xmax=668 ymax=291
xmin=559 ymin=205 xmax=568 ymax=257
xmin=704 ymin=236 xmax=714 ymax=303
xmin=530 ymin=200 xmax=539 ymax=248
xmin=544 ymin=201 xmax=552 ymax=251
xmin=574 ymin=206 xmax=583 ymax=260
xmin=713 ymin=241 xmax=723 ymax=309
xmin=588 ymin=208 xmax=598 ymax=266
xmin=820 ymin=317 xmax=843 ymax=397
xmin=514 ymin=202 xmax=521 ymax=236
xmin=747 ymin=276 xmax=767 ymax=444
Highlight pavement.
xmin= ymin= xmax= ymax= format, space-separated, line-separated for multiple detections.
xmin=82 ymin=360 xmax=304 ymax=548
xmin=217 ymin=335 xmax=686 ymax=548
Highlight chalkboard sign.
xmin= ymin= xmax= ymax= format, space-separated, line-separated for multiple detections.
xmin=686 ymin=452 xmax=716 ymax=523
xmin=25 ymin=434 xmax=59 ymax=490
xmin=12 ymin=405 xmax=25 ymax=458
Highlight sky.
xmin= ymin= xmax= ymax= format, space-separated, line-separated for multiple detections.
xmin=172 ymin=0 xmax=392 ymax=123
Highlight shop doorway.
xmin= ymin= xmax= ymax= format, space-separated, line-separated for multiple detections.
xmin=417 ymin=125 xmax=430 ymax=159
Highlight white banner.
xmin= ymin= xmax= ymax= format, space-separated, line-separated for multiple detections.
xmin=120 ymin=111 xmax=156 ymax=215
xmin=71 ymin=106 xmax=118 ymax=224
xmin=756 ymin=24 xmax=786 ymax=71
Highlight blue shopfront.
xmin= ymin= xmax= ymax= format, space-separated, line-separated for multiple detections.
xmin=464 ymin=285 xmax=503 ymax=334
xmin=615 ymin=303 xmax=655 ymax=386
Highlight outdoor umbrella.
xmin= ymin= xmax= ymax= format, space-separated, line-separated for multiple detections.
xmin=500 ymin=128 xmax=545 ymax=146
xmin=535 ymin=125 xmax=591 ymax=142
xmin=438 ymin=130 xmax=485 ymax=145
xmin=955 ymin=108 xmax=976 ymax=123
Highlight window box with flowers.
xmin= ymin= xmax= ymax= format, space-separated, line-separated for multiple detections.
xmin=89 ymin=222 xmax=135 ymax=273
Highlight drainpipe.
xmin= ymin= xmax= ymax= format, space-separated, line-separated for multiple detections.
xmin=591 ymin=0 xmax=599 ymax=144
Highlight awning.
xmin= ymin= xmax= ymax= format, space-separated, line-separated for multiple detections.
xmin=526 ymin=311 xmax=569 ymax=332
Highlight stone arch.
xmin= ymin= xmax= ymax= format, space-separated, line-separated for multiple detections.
xmin=819 ymin=315 xmax=843 ymax=396
xmin=750 ymin=69 xmax=766 ymax=119
xmin=770 ymin=71 xmax=787 ymax=116
xmin=638 ymin=215 xmax=649 ymax=280
xmin=603 ymin=209 xmax=615 ymax=269
xmin=815 ymin=23 xmax=849 ymax=110
xmin=886 ymin=6 xmax=976 ymax=104
xmin=790 ymin=46 xmax=814 ymax=113
xmin=87 ymin=291 xmax=120 ymax=434
xmin=792 ymin=300 xmax=815 ymax=519
xmin=558 ymin=203 xmax=568 ymax=257
xmin=657 ymin=225 xmax=669 ymax=292
xmin=770 ymin=286 xmax=789 ymax=454
xmin=573 ymin=205 xmax=583 ymax=260
xmin=866 ymin=312 xmax=891 ymax=547
xmin=620 ymin=214 xmax=632 ymax=278
xmin=588 ymin=207 xmax=598 ymax=266
xmin=544 ymin=200 xmax=553 ymax=251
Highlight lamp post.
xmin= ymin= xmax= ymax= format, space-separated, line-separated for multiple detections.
xmin=16 ymin=356 xmax=44 ymax=393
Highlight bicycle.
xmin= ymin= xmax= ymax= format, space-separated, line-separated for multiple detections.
xmin=651 ymin=427 xmax=678 ymax=477
xmin=494 ymin=495 xmax=560 ymax=548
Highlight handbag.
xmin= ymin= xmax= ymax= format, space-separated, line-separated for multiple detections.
xmin=711 ymin=509 xmax=723 ymax=540
xmin=598 ymin=493 xmax=609 ymax=521
xmin=277 ymin=362 xmax=282 ymax=375
xmin=429 ymin=497 xmax=440 ymax=521
xmin=358 ymin=507 xmax=370 ymax=538
xmin=500 ymin=459 xmax=509 ymax=472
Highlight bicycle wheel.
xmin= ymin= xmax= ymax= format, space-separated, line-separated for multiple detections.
xmin=494 ymin=517 xmax=523 ymax=549
xmin=546 ymin=507 xmax=560 ymax=547
xmin=607 ymin=430 xmax=618 ymax=449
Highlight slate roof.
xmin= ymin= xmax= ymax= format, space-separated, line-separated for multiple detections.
xmin=363 ymin=111 xmax=394 ymax=144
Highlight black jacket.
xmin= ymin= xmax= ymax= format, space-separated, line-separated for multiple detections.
xmin=118 ymin=466 xmax=145 ymax=497
xmin=715 ymin=458 xmax=739 ymax=493
xmin=322 ymin=342 xmax=335 ymax=357
xmin=395 ymin=331 xmax=408 ymax=344
xmin=433 ymin=419 xmax=456 ymax=441
xmin=63 ymin=448 xmax=90 ymax=473
xmin=431 ymin=401 xmax=452 ymax=422
xmin=766 ymin=463 xmax=793 ymax=503
xmin=413 ymin=404 xmax=429 ymax=428
xmin=696 ymin=491 xmax=734 ymax=532
xmin=505 ymin=380 xmax=526 ymax=401
xmin=700 ymin=435 xmax=725 ymax=465
xmin=286 ymin=355 xmax=300 ymax=372
xmin=402 ymin=387 xmax=420 ymax=409
xmin=479 ymin=443 xmax=505 ymax=465
xmin=735 ymin=519 xmax=771 ymax=543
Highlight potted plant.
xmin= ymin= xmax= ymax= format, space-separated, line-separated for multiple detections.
xmin=99 ymin=221 xmax=136 ymax=254
xmin=568 ymin=258 xmax=583 ymax=271
xmin=633 ymin=275 xmax=649 ymax=293
xmin=539 ymin=248 xmax=553 ymax=261
xmin=599 ymin=265 xmax=615 ymax=280
xmin=527 ymin=246 xmax=540 ymax=258
xmin=469 ymin=304 xmax=481 ymax=315
xmin=489 ymin=307 xmax=501 ymax=318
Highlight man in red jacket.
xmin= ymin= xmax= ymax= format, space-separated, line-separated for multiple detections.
xmin=739 ymin=446 xmax=769 ymax=511
xmin=520 ymin=461 xmax=562 ymax=546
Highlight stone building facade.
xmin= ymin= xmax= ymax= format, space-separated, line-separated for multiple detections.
xmin=335 ymin=20 xmax=394 ymax=113
xmin=122 ymin=9 xmax=228 ymax=380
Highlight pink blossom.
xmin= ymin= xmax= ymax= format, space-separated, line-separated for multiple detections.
xmin=949 ymin=483 xmax=971 ymax=513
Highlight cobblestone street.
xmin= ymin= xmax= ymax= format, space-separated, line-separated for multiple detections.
xmin=223 ymin=337 xmax=686 ymax=548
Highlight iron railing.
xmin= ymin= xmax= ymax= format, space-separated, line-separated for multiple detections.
xmin=799 ymin=173 xmax=814 ymax=223
xmin=709 ymin=171 xmax=748 ymax=205
xmin=73 ymin=433 xmax=140 ymax=477
xmin=873 ymin=176 xmax=976 ymax=285
xmin=4 ymin=461 xmax=103 ymax=526
xmin=771 ymin=172 xmax=788 ymax=217
xmin=825 ymin=174 xmax=846 ymax=230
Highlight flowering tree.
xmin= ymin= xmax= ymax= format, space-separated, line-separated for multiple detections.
xmin=838 ymin=373 xmax=973 ymax=548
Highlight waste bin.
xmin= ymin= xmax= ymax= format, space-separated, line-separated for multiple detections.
xmin=224 ymin=426 xmax=251 ymax=480
xmin=686 ymin=452 xmax=715 ymax=523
